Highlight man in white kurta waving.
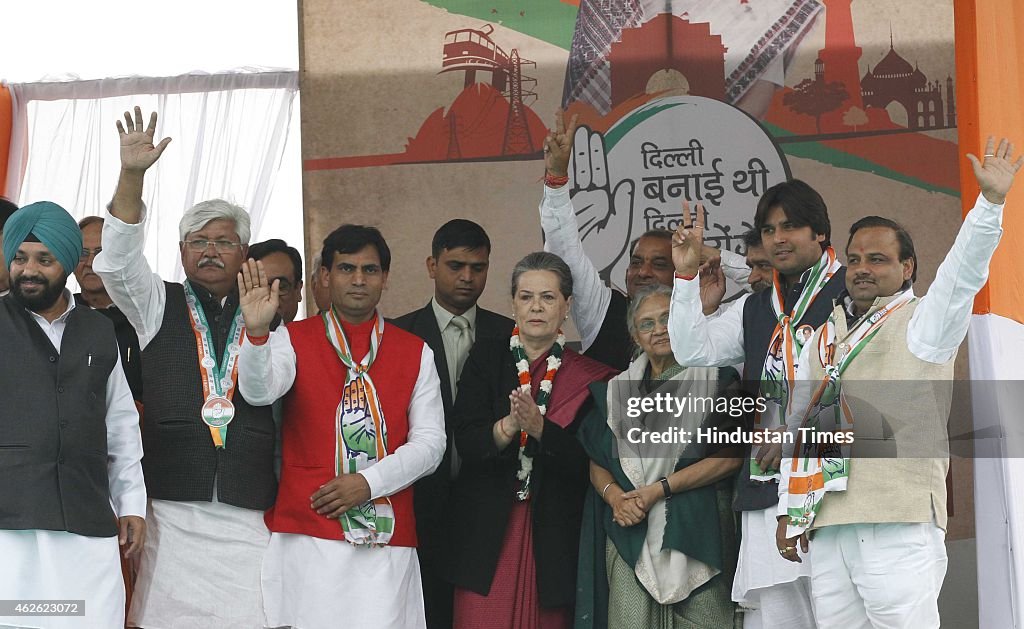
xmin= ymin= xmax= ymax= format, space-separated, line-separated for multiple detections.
xmin=775 ymin=137 xmax=1022 ymax=628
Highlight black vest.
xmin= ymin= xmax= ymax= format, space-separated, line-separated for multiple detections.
xmin=735 ymin=267 xmax=848 ymax=511
xmin=583 ymin=290 xmax=633 ymax=371
xmin=0 ymin=295 xmax=120 ymax=537
xmin=140 ymin=282 xmax=277 ymax=510
xmin=74 ymin=294 xmax=143 ymax=401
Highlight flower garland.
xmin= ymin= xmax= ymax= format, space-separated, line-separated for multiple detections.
xmin=509 ymin=326 xmax=565 ymax=501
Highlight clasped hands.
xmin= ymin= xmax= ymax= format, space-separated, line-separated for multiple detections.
xmin=608 ymin=481 xmax=666 ymax=527
xmin=504 ymin=388 xmax=545 ymax=441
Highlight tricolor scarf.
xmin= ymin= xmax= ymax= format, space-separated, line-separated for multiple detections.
xmin=752 ymin=246 xmax=842 ymax=481
xmin=323 ymin=307 xmax=394 ymax=546
xmin=783 ymin=288 xmax=916 ymax=536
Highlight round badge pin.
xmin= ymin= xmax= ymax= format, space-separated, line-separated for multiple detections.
xmin=201 ymin=396 xmax=236 ymax=428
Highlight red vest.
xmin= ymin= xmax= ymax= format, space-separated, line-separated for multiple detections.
xmin=265 ymin=316 xmax=423 ymax=547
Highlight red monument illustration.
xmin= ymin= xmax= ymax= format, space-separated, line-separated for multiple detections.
xmin=309 ymin=1 xmax=959 ymax=194
xmin=307 ymin=24 xmax=547 ymax=171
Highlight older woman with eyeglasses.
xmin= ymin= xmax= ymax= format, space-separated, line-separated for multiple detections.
xmin=576 ymin=284 xmax=743 ymax=628
xmin=446 ymin=251 xmax=617 ymax=629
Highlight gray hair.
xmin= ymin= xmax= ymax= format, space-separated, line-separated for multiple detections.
xmin=178 ymin=199 xmax=251 ymax=244
xmin=626 ymin=283 xmax=673 ymax=336
xmin=510 ymin=251 xmax=573 ymax=299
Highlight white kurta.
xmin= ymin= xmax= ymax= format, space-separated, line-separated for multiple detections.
xmin=237 ymin=322 xmax=446 ymax=629
xmin=539 ymin=184 xmax=750 ymax=353
xmin=0 ymin=296 xmax=145 ymax=629
xmin=94 ymin=208 xmax=287 ymax=629
xmin=127 ymin=497 xmax=270 ymax=629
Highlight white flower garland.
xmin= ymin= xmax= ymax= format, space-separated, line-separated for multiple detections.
xmin=510 ymin=330 xmax=565 ymax=500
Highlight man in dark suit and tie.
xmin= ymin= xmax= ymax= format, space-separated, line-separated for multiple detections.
xmin=392 ymin=219 xmax=514 ymax=629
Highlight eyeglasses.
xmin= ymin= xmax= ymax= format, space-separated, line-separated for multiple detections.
xmin=184 ymin=239 xmax=243 ymax=253
xmin=635 ymin=313 xmax=670 ymax=333
xmin=80 ymin=247 xmax=103 ymax=259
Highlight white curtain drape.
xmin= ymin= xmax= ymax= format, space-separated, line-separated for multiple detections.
xmin=6 ymin=71 xmax=299 ymax=285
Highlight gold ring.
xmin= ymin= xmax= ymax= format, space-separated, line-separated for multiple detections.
xmin=984 ymin=154 xmax=996 ymax=157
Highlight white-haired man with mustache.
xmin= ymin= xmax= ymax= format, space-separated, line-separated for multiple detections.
xmin=94 ymin=107 xmax=282 ymax=628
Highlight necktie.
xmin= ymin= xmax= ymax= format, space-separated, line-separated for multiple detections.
xmin=447 ymin=315 xmax=472 ymax=478
xmin=448 ymin=315 xmax=472 ymax=398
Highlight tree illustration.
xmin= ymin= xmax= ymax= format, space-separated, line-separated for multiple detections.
xmin=843 ymin=106 xmax=869 ymax=132
xmin=783 ymin=79 xmax=850 ymax=133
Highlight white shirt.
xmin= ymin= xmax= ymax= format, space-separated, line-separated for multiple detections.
xmin=776 ymin=193 xmax=1005 ymax=513
xmin=539 ymin=184 xmax=750 ymax=352
xmin=237 ymin=326 xmax=446 ymax=500
xmin=432 ymin=297 xmax=477 ymax=393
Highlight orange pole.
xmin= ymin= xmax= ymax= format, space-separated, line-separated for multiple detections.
xmin=955 ymin=0 xmax=1024 ymax=323
xmin=0 ymin=85 xmax=12 ymax=199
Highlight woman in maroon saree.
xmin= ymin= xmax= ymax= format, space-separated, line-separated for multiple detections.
xmin=445 ymin=252 xmax=617 ymax=629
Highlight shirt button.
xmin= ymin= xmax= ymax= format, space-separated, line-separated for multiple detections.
xmin=49 ymin=356 xmax=57 ymax=363
xmin=57 ymin=386 xmax=65 ymax=394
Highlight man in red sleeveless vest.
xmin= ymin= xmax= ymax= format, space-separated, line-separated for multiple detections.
xmin=238 ymin=224 xmax=446 ymax=629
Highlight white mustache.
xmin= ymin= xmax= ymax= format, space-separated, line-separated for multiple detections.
xmin=198 ymin=257 xmax=225 ymax=269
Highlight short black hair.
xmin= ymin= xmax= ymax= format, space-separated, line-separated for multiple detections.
xmin=0 ymin=197 xmax=18 ymax=232
xmin=629 ymin=229 xmax=672 ymax=256
xmin=847 ymin=216 xmax=918 ymax=283
xmin=742 ymin=228 xmax=762 ymax=251
xmin=754 ymin=179 xmax=831 ymax=247
xmin=321 ymin=225 xmax=391 ymax=272
xmin=431 ymin=219 xmax=491 ymax=259
xmin=249 ymin=238 xmax=303 ymax=283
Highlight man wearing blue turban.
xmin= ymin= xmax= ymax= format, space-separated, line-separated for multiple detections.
xmin=3 ymin=201 xmax=84 ymax=312
xmin=0 ymin=200 xmax=147 ymax=628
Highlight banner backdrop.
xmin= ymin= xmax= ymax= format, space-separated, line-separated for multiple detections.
xmin=299 ymin=0 xmax=969 ymax=529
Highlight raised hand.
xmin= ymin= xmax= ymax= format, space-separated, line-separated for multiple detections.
xmin=967 ymin=136 xmax=1023 ymax=205
xmin=671 ymin=200 xmax=706 ymax=277
xmin=116 ymin=106 xmax=172 ymax=172
xmin=699 ymin=258 xmax=726 ymax=315
xmin=237 ymin=259 xmax=280 ymax=337
xmin=543 ymin=109 xmax=578 ymax=177
xmin=569 ymin=123 xmax=636 ymax=279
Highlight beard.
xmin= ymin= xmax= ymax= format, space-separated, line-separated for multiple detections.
xmin=12 ymin=274 xmax=66 ymax=312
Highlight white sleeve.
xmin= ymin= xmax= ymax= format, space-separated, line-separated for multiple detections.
xmin=92 ymin=206 xmax=166 ymax=350
xmin=908 ymin=193 xmax=1004 ymax=364
xmin=539 ymin=184 xmax=612 ymax=351
xmin=669 ymin=276 xmax=748 ymax=367
xmin=359 ymin=344 xmax=446 ymax=499
xmin=238 ymin=326 xmax=297 ymax=405
xmin=105 ymin=354 xmax=146 ymax=518
xmin=720 ymin=248 xmax=751 ymax=286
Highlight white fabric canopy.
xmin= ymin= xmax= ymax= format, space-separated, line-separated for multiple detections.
xmin=7 ymin=72 xmax=303 ymax=292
